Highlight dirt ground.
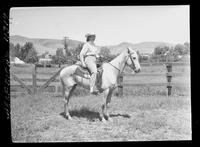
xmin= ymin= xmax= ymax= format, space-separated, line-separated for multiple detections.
xmin=11 ymin=92 xmax=191 ymax=142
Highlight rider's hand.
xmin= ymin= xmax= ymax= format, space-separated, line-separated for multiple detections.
xmin=82 ymin=63 xmax=86 ymax=68
xmin=96 ymin=54 xmax=100 ymax=58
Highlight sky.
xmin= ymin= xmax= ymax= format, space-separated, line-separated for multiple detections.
xmin=10 ymin=6 xmax=190 ymax=46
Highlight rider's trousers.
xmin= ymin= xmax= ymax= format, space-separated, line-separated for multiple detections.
xmin=85 ymin=56 xmax=97 ymax=90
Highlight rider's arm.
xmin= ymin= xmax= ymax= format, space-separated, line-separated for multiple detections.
xmin=80 ymin=44 xmax=88 ymax=67
xmin=95 ymin=46 xmax=100 ymax=58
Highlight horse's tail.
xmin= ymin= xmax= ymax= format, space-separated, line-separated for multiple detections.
xmin=60 ymin=76 xmax=65 ymax=97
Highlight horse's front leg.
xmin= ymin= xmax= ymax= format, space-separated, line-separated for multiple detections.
xmin=105 ymin=88 xmax=114 ymax=122
xmin=100 ymin=89 xmax=109 ymax=122
xmin=100 ymin=88 xmax=113 ymax=122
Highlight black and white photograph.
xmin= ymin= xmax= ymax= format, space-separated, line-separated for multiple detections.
xmin=9 ymin=6 xmax=190 ymax=142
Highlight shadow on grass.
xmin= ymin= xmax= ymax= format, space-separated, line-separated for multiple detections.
xmin=60 ymin=107 xmax=101 ymax=121
xmin=60 ymin=108 xmax=131 ymax=122
xmin=110 ymin=113 xmax=131 ymax=118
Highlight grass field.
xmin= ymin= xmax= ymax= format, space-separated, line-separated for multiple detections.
xmin=11 ymin=93 xmax=191 ymax=142
xmin=10 ymin=63 xmax=191 ymax=142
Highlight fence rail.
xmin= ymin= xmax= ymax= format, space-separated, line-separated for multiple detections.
xmin=139 ymin=62 xmax=190 ymax=66
xmin=10 ymin=62 xmax=190 ymax=96
xmin=10 ymin=64 xmax=64 ymax=95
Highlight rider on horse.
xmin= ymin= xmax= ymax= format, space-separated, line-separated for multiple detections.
xmin=80 ymin=33 xmax=100 ymax=94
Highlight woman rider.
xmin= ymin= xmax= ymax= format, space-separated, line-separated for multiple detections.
xmin=80 ymin=33 xmax=100 ymax=94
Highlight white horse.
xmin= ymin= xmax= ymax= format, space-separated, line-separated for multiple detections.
xmin=59 ymin=47 xmax=141 ymax=122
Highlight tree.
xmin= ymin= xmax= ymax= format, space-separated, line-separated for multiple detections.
xmin=51 ymin=55 xmax=58 ymax=64
xmin=52 ymin=48 xmax=66 ymax=65
xmin=15 ymin=43 xmax=22 ymax=59
xmin=56 ymin=48 xmax=65 ymax=57
xmin=153 ymin=46 xmax=170 ymax=62
xmin=99 ymin=46 xmax=113 ymax=62
xmin=19 ymin=42 xmax=38 ymax=63
xmin=184 ymin=42 xmax=190 ymax=49
xmin=9 ymin=43 xmax=21 ymax=58
xmin=9 ymin=42 xmax=15 ymax=57
xmin=99 ymin=46 xmax=111 ymax=57
xmin=154 ymin=46 xmax=169 ymax=56
xmin=24 ymin=48 xmax=38 ymax=63
xmin=184 ymin=42 xmax=190 ymax=54
xmin=70 ymin=43 xmax=84 ymax=62
xmin=174 ymin=44 xmax=186 ymax=55
xmin=65 ymin=47 xmax=71 ymax=57
xmin=154 ymin=46 xmax=162 ymax=56
xmin=20 ymin=42 xmax=33 ymax=61
xmin=63 ymin=37 xmax=71 ymax=57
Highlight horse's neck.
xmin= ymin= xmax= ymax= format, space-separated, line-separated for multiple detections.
xmin=109 ymin=51 xmax=127 ymax=75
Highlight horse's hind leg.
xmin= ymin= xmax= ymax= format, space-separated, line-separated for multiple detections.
xmin=63 ymin=84 xmax=77 ymax=120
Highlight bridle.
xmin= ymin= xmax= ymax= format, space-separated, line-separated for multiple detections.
xmin=127 ymin=49 xmax=136 ymax=71
xmin=108 ymin=48 xmax=136 ymax=74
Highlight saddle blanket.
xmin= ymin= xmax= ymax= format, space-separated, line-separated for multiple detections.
xmin=74 ymin=64 xmax=103 ymax=89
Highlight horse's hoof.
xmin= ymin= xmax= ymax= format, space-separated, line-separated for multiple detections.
xmin=108 ymin=117 xmax=113 ymax=122
xmin=101 ymin=118 xmax=107 ymax=123
xmin=91 ymin=91 xmax=99 ymax=95
xmin=67 ymin=116 xmax=73 ymax=120
xmin=64 ymin=113 xmax=72 ymax=120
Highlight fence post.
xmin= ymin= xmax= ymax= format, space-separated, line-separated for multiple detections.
xmin=117 ymin=74 xmax=123 ymax=97
xmin=32 ymin=64 xmax=37 ymax=95
xmin=166 ymin=62 xmax=173 ymax=96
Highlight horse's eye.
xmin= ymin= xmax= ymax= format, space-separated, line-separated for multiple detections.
xmin=132 ymin=57 xmax=136 ymax=60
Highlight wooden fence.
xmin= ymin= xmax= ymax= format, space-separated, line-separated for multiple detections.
xmin=10 ymin=62 xmax=190 ymax=96
xmin=10 ymin=64 xmax=64 ymax=96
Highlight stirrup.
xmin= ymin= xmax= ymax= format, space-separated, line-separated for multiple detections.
xmin=90 ymin=90 xmax=99 ymax=95
xmin=90 ymin=87 xmax=98 ymax=95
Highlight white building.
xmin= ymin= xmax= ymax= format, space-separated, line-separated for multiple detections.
xmin=10 ymin=57 xmax=25 ymax=64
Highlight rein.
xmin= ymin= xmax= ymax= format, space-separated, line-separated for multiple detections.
xmin=108 ymin=62 xmax=121 ymax=72
xmin=108 ymin=51 xmax=136 ymax=74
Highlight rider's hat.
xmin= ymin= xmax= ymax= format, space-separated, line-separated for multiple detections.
xmin=85 ymin=33 xmax=96 ymax=38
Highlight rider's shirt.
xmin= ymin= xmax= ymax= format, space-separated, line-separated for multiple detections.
xmin=80 ymin=42 xmax=98 ymax=57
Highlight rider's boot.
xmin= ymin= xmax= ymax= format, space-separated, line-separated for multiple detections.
xmin=90 ymin=72 xmax=98 ymax=95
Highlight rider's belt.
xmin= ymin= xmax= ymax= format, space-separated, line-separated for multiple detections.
xmin=85 ymin=54 xmax=96 ymax=58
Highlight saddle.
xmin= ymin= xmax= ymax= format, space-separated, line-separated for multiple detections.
xmin=74 ymin=61 xmax=103 ymax=90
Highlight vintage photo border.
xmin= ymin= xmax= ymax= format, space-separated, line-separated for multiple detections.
xmin=1 ymin=0 xmax=196 ymax=144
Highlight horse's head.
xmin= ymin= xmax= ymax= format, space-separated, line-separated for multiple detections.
xmin=125 ymin=47 xmax=141 ymax=73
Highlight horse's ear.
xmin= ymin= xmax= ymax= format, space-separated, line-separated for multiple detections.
xmin=127 ymin=47 xmax=130 ymax=53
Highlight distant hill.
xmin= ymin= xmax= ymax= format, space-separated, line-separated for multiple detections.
xmin=10 ymin=35 xmax=174 ymax=55
xmin=107 ymin=42 xmax=174 ymax=55
xmin=10 ymin=35 xmax=83 ymax=55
